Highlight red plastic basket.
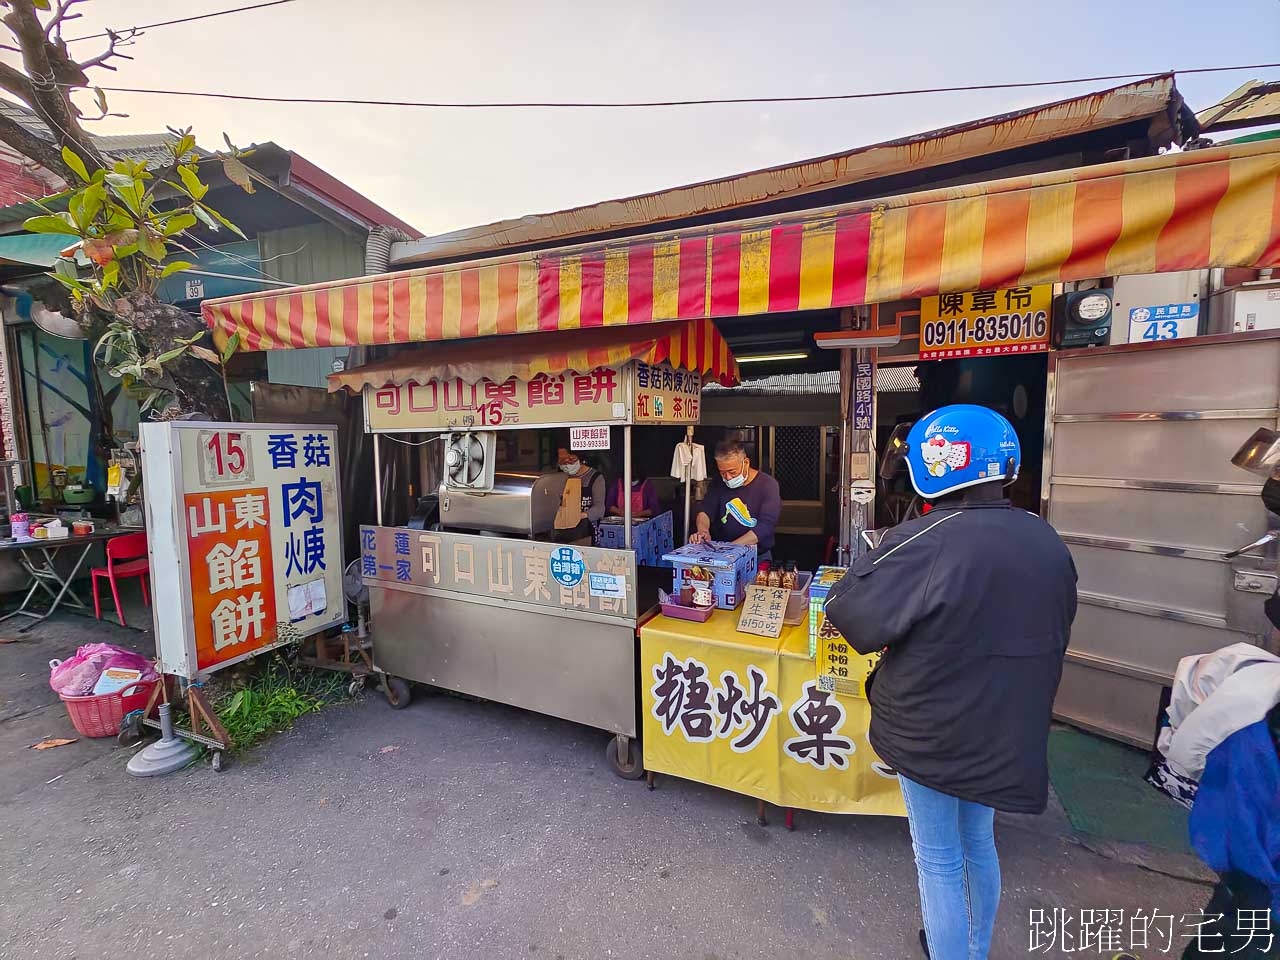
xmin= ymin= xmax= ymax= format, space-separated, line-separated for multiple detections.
xmin=60 ymin=680 xmax=156 ymax=738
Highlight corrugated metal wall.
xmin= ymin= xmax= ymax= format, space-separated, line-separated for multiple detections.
xmin=260 ymin=224 xmax=365 ymax=388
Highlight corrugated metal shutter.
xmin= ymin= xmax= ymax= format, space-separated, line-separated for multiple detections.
xmin=259 ymin=224 xmax=364 ymax=388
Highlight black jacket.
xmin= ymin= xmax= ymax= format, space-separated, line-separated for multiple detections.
xmin=824 ymin=501 xmax=1077 ymax=814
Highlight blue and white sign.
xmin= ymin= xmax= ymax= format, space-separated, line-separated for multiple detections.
xmin=1129 ymin=302 xmax=1199 ymax=343
xmin=854 ymin=361 xmax=874 ymax=431
xmin=550 ymin=547 xmax=586 ymax=587
xmin=589 ymin=572 xmax=625 ymax=599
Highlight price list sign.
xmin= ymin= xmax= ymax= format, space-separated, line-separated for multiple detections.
xmin=141 ymin=421 xmax=345 ymax=679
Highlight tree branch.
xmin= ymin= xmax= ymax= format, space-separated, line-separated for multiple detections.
xmin=75 ymin=27 xmax=137 ymax=72
xmin=0 ymin=109 xmax=70 ymax=178
xmin=0 ymin=58 xmax=35 ymax=102
xmin=44 ymin=0 xmax=88 ymax=40
xmin=1 ymin=0 xmax=103 ymax=173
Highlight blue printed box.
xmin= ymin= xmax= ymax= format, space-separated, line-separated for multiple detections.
xmin=594 ymin=511 xmax=674 ymax=568
xmin=663 ymin=541 xmax=758 ymax=610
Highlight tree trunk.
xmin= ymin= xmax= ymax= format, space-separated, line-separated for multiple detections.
xmin=118 ymin=293 xmax=230 ymax=420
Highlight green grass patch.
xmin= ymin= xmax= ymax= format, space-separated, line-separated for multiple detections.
xmin=212 ymin=656 xmax=349 ymax=751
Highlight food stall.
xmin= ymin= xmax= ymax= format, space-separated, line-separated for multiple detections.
xmin=330 ymin=320 xmax=738 ymax=774
xmin=639 ymin=563 xmax=905 ymax=819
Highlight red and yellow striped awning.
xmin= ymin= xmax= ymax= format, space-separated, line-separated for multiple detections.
xmin=327 ymin=318 xmax=738 ymax=392
xmin=204 ymin=141 xmax=1280 ymax=350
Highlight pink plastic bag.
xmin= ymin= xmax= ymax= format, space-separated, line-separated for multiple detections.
xmin=48 ymin=643 xmax=158 ymax=698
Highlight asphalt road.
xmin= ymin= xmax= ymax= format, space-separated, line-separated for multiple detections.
xmin=1 ymin=613 xmax=1210 ymax=960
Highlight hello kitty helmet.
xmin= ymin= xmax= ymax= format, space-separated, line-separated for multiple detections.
xmin=904 ymin=404 xmax=1021 ymax=499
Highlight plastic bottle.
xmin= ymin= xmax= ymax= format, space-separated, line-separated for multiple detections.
xmin=781 ymin=562 xmax=798 ymax=591
xmin=754 ymin=563 xmax=770 ymax=586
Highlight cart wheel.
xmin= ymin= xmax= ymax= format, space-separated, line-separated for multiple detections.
xmin=117 ymin=710 xmax=145 ymax=746
xmin=211 ymin=750 xmax=227 ymax=773
xmin=605 ymin=737 xmax=646 ymax=780
xmin=383 ymin=676 xmax=412 ymax=710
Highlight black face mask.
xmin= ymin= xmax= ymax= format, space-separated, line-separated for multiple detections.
xmin=1267 ymin=588 xmax=1280 ymax=632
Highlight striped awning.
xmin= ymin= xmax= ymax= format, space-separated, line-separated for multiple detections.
xmin=203 ymin=141 xmax=1280 ymax=351
xmin=327 ymin=318 xmax=738 ymax=392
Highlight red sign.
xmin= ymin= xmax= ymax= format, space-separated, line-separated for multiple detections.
xmin=185 ymin=487 xmax=278 ymax=671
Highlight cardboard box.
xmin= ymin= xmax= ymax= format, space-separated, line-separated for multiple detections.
xmin=663 ymin=541 xmax=758 ymax=609
xmin=594 ymin=510 xmax=674 ymax=567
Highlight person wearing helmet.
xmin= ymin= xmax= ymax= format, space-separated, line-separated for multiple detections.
xmin=824 ymin=404 xmax=1077 ymax=960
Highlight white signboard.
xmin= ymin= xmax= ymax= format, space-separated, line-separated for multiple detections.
xmin=570 ymin=425 xmax=611 ymax=451
xmin=141 ymin=421 xmax=345 ymax=679
xmin=1128 ymin=302 xmax=1199 ymax=343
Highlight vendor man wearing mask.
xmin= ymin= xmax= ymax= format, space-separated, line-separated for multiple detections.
xmin=689 ymin=438 xmax=782 ymax=562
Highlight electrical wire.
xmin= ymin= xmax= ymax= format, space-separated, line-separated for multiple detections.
xmin=65 ymin=0 xmax=299 ymax=42
xmin=74 ymin=63 xmax=1280 ymax=110
xmin=382 ymin=435 xmax=445 ymax=448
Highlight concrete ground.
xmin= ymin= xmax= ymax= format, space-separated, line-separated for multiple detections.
xmin=1 ymin=604 xmax=1212 ymax=960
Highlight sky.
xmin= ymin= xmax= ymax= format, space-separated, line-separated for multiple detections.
xmin=9 ymin=0 xmax=1280 ymax=237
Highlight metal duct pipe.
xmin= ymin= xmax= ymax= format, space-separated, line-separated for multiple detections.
xmin=364 ymin=224 xmax=412 ymax=275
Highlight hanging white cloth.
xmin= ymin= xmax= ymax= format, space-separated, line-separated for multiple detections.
xmin=670 ymin=441 xmax=707 ymax=482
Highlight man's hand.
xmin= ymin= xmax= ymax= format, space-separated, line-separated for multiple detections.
xmin=689 ymin=529 xmax=712 ymax=545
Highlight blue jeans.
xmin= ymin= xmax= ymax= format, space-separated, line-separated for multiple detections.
xmin=899 ymin=775 xmax=1001 ymax=960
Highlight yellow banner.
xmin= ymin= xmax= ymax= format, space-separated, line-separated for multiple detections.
xmin=640 ymin=613 xmax=905 ymax=817
xmin=815 ymin=609 xmax=881 ymax=699
xmin=919 ymin=284 xmax=1053 ymax=360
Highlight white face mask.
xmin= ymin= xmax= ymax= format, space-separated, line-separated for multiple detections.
xmin=722 ymin=462 xmax=748 ymax=489
xmin=559 ymin=461 xmax=580 ymax=475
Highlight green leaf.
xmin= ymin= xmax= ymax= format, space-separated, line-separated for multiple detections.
xmin=190 ymin=203 xmax=219 ymax=232
xmin=81 ymin=182 xmax=106 ymax=222
xmin=221 ymin=332 xmax=241 ymax=365
xmin=155 ymin=346 xmax=189 ymax=364
xmin=221 ymin=155 xmax=255 ymax=194
xmin=67 ymin=193 xmax=85 ymax=230
xmin=103 ymin=208 xmax=136 ymax=232
xmin=105 ymin=174 xmax=145 ymax=215
xmin=177 ymin=165 xmax=209 ymax=200
xmin=53 ymin=257 xmax=79 ymax=280
xmin=101 ymin=259 xmax=120 ymax=289
xmin=198 ymin=204 xmax=245 ymax=239
xmin=139 ymin=389 xmax=165 ymax=414
xmin=189 ymin=344 xmax=220 ymax=364
xmin=136 ymin=228 xmax=166 ymax=261
xmin=161 ymin=213 xmax=197 ymax=236
xmin=61 ymin=147 xmax=90 ymax=183
xmin=23 ymin=215 xmax=80 ymax=236
xmin=160 ymin=260 xmax=193 ymax=279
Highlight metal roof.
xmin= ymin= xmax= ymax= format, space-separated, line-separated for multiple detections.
xmin=1196 ymin=80 xmax=1280 ymax=134
xmin=0 ymin=97 xmax=187 ymax=166
xmin=392 ymin=75 xmax=1190 ymax=267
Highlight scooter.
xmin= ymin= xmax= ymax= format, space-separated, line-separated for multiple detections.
xmin=1166 ymin=427 xmax=1280 ymax=960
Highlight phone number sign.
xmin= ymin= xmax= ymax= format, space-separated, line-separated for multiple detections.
xmin=919 ymin=285 xmax=1052 ymax=360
